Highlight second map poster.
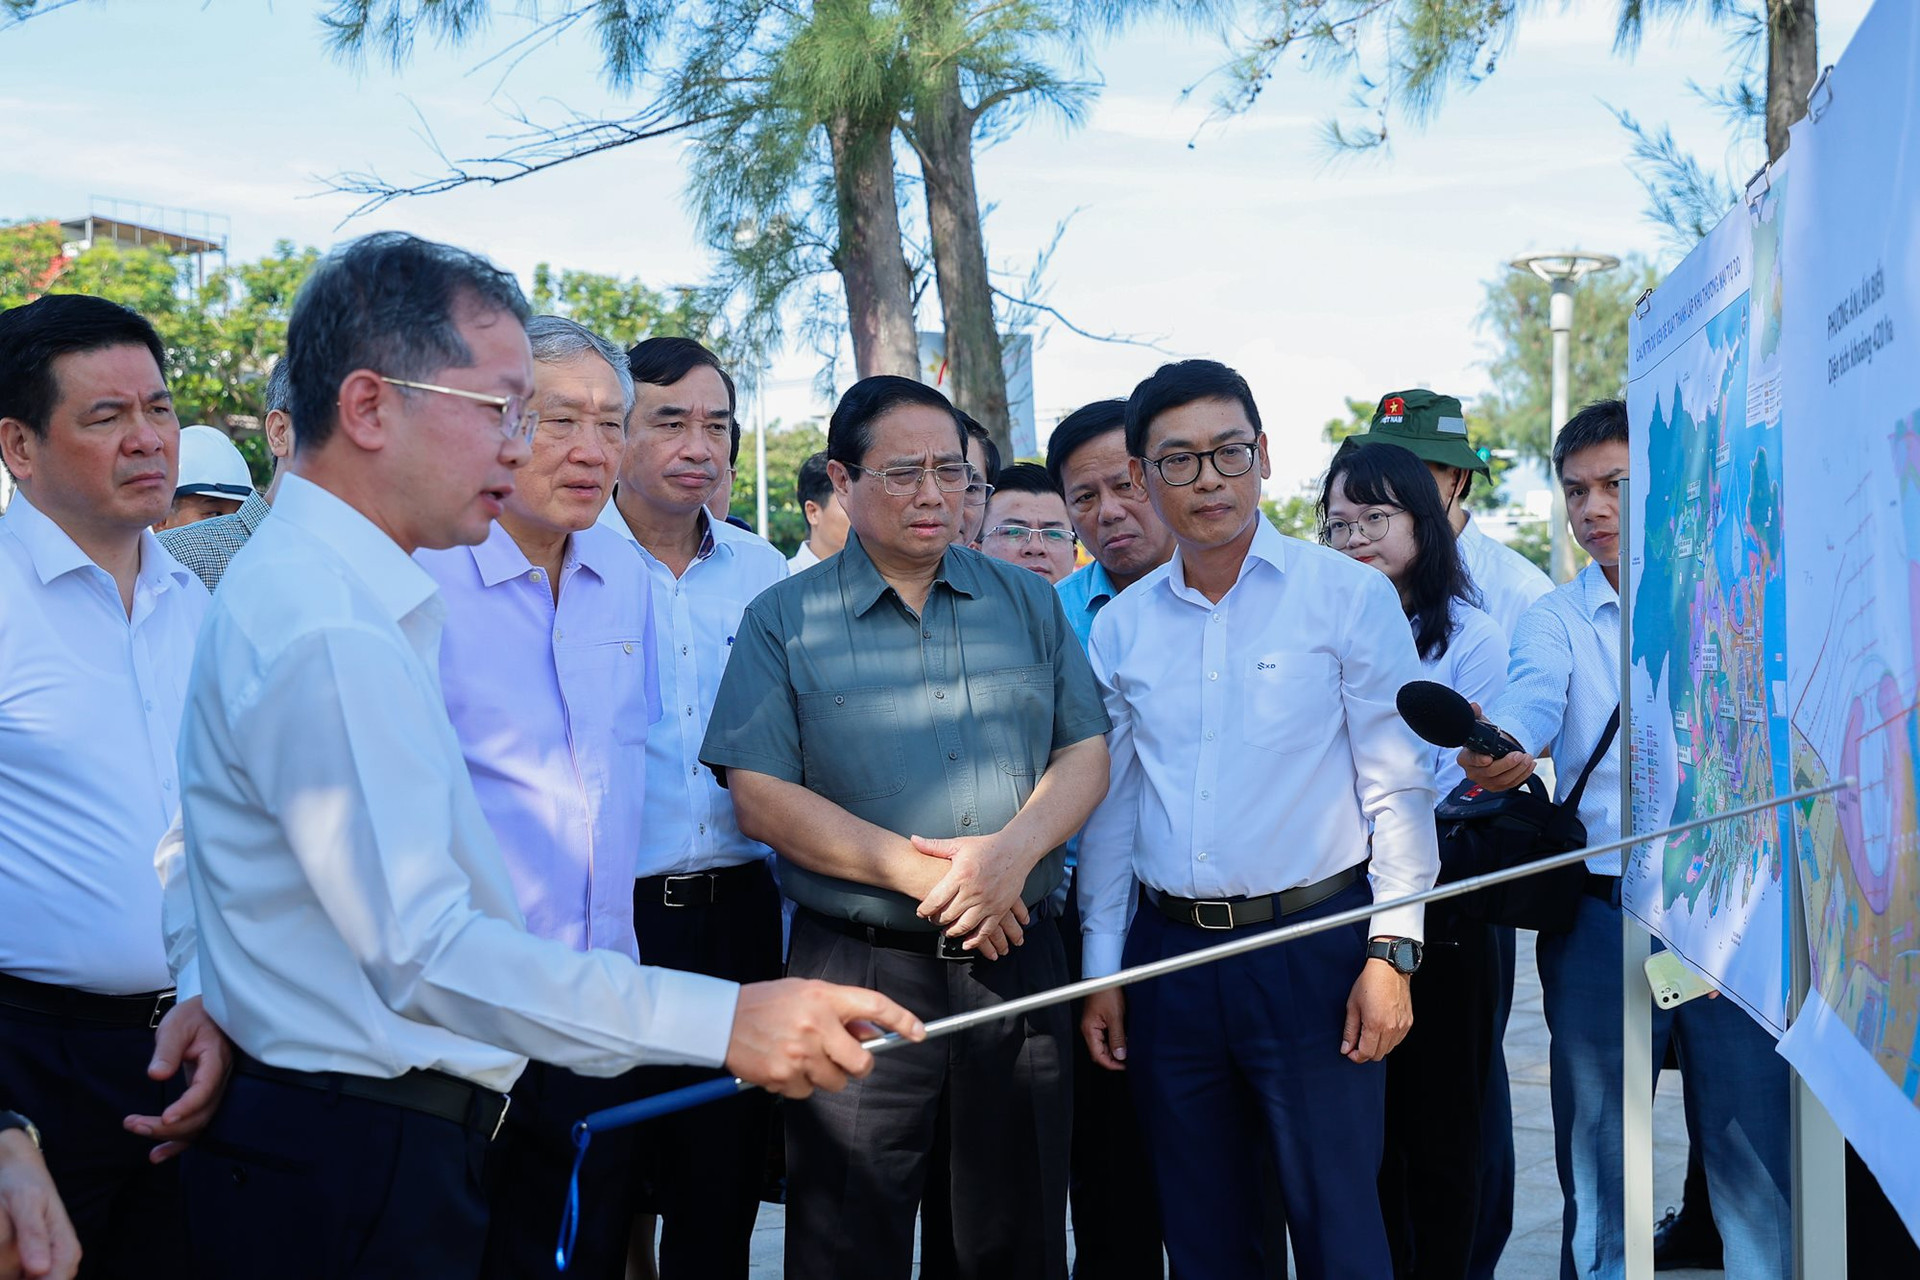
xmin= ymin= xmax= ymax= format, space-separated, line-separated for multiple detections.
xmin=1624 ymin=171 xmax=1791 ymax=1034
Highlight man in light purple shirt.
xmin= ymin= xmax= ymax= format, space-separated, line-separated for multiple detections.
xmin=416 ymin=314 xmax=661 ymax=1279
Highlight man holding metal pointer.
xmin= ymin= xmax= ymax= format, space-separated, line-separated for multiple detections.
xmin=168 ymin=235 xmax=923 ymax=1279
xmin=1076 ymin=360 xmax=1440 ymax=1280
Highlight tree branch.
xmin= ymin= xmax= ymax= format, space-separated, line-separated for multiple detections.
xmin=989 ymin=284 xmax=1173 ymax=352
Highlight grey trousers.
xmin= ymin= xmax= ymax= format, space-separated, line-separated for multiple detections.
xmin=782 ymin=910 xmax=1072 ymax=1280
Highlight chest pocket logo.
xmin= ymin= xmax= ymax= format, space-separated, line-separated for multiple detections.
xmin=1243 ymin=652 xmax=1340 ymax=756
xmin=797 ymin=686 xmax=906 ymax=802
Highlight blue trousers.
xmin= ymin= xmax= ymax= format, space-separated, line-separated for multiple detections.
xmin=1536 ymin=892 xmax=1791 ymax=1280
xmin=1123 ymin=880 xmax=1389 ymax=1280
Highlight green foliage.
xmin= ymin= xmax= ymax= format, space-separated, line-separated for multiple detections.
xmin=1261 ymin=492 xmax=1321 ymax=542
xmin=1508 ymin=517 xmax=1551 ymax=572
xmin=728 ymin=418 xmax=829 ymax=555
xmin=1470 ymin=257 xmax=1659 ymax=469
xmin=1322 ymin=395 xmax=1373 ymax=445
xmin=530 ymin=262 xmax=728 ymax=355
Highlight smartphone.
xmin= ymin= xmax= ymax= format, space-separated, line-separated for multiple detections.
xmin=1644 ymin=951 xmax=1718 ymax=1009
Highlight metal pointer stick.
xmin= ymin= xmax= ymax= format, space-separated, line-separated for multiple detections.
xmin=554 ymin=776 xmax=1849 ymax=1268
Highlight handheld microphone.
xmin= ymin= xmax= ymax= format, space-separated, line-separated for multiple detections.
xmin=1396 ymin=680 xmax=1520 ymax=760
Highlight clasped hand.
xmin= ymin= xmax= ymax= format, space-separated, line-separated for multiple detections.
xmin=911 ymin=832 xmax=1032 ymax=960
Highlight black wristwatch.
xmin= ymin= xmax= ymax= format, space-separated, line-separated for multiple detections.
xmin=0 ymin=1110 xmax=41 ymax=1149
xmin=1366 ymin=937 xmax=1423 ymax=976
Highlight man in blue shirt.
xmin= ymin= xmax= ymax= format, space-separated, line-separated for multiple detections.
xmin=1049 ymin=399 xmax=1176 ymax=646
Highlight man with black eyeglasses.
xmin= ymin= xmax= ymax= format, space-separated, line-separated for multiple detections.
xmin=702 ymin=375 xmax=1111 ymax=1280
xmin=1076 ymin=359 xmax=1437 ymax=1280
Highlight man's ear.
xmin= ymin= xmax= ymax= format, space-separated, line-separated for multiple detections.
xmin=828 ymin=459 xmax=853 ymax=501
xmin=0 ymin=417 xmax=36 ymax=484
xmin=334 ymin=370 xmax=389 ymax=453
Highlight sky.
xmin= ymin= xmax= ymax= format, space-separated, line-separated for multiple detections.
xmin=0 ymin=0 xmax=1874 ymax=500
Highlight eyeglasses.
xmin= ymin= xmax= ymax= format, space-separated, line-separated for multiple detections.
xmin=964 ymin=478 xmax=995 ymax=507
xmin=985 ymin=524 xmax=1078 ymax=548
xmin=1320 ymin=506 xmax=1405 ymax=548
xmin=847 ymin=462 xmax=975 ymax=496
xmin=381 ymin=377 xmax=538 ymax=443
xmin=1143 ymin=439 xmax=1259 ymax=487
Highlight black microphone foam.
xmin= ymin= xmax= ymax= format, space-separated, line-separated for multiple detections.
xmin=1396 ymin=680 xmax=1517 ymax=759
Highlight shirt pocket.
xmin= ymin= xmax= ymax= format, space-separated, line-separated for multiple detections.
xmin=1241 ymin=652 xmax=1342 ymax=757
xmin=797 ymin=686 xmax=907 ymax=802
xmin=973 ymin=663 xmax=1053 ymax=778
xmin=568 ymin=638 xmax=653 ymax=745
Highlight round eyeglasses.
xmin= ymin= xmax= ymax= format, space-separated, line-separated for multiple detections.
xmin=1143 ymin=439 xmax=1259 ymax=487
xmin=1320 ymin=506 xmax=1405 ymax=548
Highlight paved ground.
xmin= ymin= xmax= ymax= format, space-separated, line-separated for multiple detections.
xmin=727 ymin=931 xmax=1719 ymax=1277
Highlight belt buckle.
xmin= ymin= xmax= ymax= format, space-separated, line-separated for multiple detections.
xmin=490 ymin=1093 xmax=512 ymax=1142
xmin=662 ymin=873 xmax=708 ymax=909
xmin=150 ymin=991 xmax=177 ymax=1030
xmin=1189 ymin=900 xmax=1234 ymax=931
xmin=935 ymin=933 xmax=972 ymax=962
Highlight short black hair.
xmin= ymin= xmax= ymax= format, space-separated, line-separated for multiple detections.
xmin=1319 ymin=441 xmax=1478 ymax=661
xmin=958 ymin=411 xmax=1001 ymax=483
xmin=827 ymin=375 xmax=965 ymax=469
xmin=0 ymin=294 xmax=167 ymax=441
xmin=1553 ymin=399 xmax=1628 ymax=478
xmin=628 ymin=336 xmax=740 ymax=464
xmin=286 ymin=232 xmax=530 ymax=453
xmin=796 ymin=450 xmax=834 ymax=510
xmin=263 ymin=357 xmax=293 ymax=417
xmin=987 ymin=460 xmax=1061 ymax=500
xmin=1124 ymin=359 xmax=1263 ymax=458
xmin=1045 ymin=398 xmax=1126 ymax=494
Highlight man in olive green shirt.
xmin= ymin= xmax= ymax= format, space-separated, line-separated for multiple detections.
xmin=701 ymin=375 xmax=1110 ymax=1280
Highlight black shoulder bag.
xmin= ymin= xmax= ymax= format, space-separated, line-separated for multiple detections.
xmin=1431 ymin=705 xmax=1620 ymax=935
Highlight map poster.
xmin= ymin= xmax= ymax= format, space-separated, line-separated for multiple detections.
xmin=1625 ymin=184 xmax=1791 ymax=1034
xmin=1776 ymin=0 xmax=1920 ymax=1235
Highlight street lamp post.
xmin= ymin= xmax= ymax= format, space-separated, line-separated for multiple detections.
xmin=1510 ymin=251 xmax=1620 ymax=583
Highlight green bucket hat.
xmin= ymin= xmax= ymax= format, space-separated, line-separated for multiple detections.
xmin=1351 ymin=389 xmax=1487 ymax=476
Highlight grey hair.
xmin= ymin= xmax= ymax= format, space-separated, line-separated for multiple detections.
xmin=263 ymin=357 xmax=293 ymax=417
xmin=527 ymin=315 xmax=635 ymax=420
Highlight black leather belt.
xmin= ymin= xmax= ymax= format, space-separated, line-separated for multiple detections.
xmin=234 ymin=1056 xmax=511 ymax=1140
xmin=638 ymin=860 xmax=768 ymax=908
xmin=799 ymin=908 xmax=984 ymax=961
xmin=1584 ymin=873 xmax=1623 ymax=907
xmin=1149 ymin=861 xmax=1367 ymax=932
xmin=0 ymin=972 xmax=176 ymax=1029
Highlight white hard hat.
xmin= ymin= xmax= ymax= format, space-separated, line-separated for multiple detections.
xmin=175 ymin=424 xmax=254 ymax=500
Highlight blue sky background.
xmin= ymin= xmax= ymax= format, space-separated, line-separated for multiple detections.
xmin=0 ymin=0 xmax=1873 ymax=497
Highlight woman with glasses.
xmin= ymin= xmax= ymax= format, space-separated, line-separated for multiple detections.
xmin=1318 ymin=439 xmax=1509 ymax=1280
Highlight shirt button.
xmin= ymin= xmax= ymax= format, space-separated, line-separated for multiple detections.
xmin=554 ymin=629 xmax=564 ymax=641
xmin=163 ymin=779 xmax=174 ymax=791
xmin=961 ymin=815 xmax=973 ymax=827
xmin=144 ymin=699 xmax=155 ymax=712
xmin=698 ymin=823 xmax=706 ymax=834
xmin=682 ymin=646 xmax=689 ymax=656
xmin=528 ymin=570 xmax=542 ymax=582
xmin=1209 ymin=671 xmax=1219 ymax=680
xmin=1201 ymin=790 xmax=1211 ymax=800
xmin=1197 ymin=851 xmax=1208 ymax=861
xmin=835 ymin=695 xmax=845 ymax=705
xmin=948 ymin=751 xmax=958 ymax=760
xmin=934 ymin=690 xmax=946 ymax=699
xmin=1205 ymin=731 xmax=1216 ymax=741
xmin=1211 ymin=612 xmax=1221 ymax=622
xmin=923 ymin=630 xmax=933 ymax=639
xmin=686 ymin=706 xmax=694 ymax=716
xmin=692 ymin=765 xmax=700 ymax=775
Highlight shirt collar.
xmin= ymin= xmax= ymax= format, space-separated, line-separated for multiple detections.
xmin=468 ymin=518 xmax=619 ymax=589
xmin=1164 ymin=513 xmax=1290 ymax=606
xmin=839 ymin=530 xmax=981 ymax=617
xmin=272 ymin=474 xmax=439 ymax=624
xmin=4 ymin=489 xmax=196 ymax=595
xmin=595 ymin=490 xmax=719 ymax=564
xmin=1579 ymin=560 xmax=1619 ymax=618
xmin=1066 ymin=559 xmax=1117 ymax=610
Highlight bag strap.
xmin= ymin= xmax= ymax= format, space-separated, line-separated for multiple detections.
xmin=1560 ymin=705 xmax=1621 ymax=811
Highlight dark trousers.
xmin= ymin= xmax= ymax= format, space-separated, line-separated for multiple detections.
xmin=1379 ymin=921 xmax=1503 ymax=1279
xmin=921 ymin=899 xmax=1166 ymax=1280
xmin=181 ymin=1070 xmax=491 ymax=1278
xmin=1465 ymin=925 xmax=1517 ymax=1280
xmin=0 ymin=1003 xmax=188 ymax=1279
xmin=627 ymin=863 xmax=784 ymax=1280
xmin=480 ymin=1060 xmax=642 ymax=1280
xmin=1125 ymin=879 xmax=1389 ymax=1280
xmin=783 ymin=910 xmax=1072 ymax=1280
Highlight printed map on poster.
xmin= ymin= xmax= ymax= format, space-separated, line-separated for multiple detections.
xmin=1625 ymin=190 xmax=1791 ymax=1033
xmin=1774 ymin=0 xmax=1920 ymax=1234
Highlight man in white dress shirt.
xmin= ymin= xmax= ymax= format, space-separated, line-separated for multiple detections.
xmin=0 ymin=294 xmax=232 ymax=1278
xmin=416 ymin=315 xmax=666 ymax=1279
xmin=592 ymin=335 xmax=789 ymax=1278
xmin=172 ymin=233 xmax=920 ymax=1278
xmin=1076 ymin=360 xmax=1438 ymax=1280
xmin=1461 ymin=401 xmax=1789 ymax=1280
xmin=788 ymin=451 xmax=848 ymax=574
